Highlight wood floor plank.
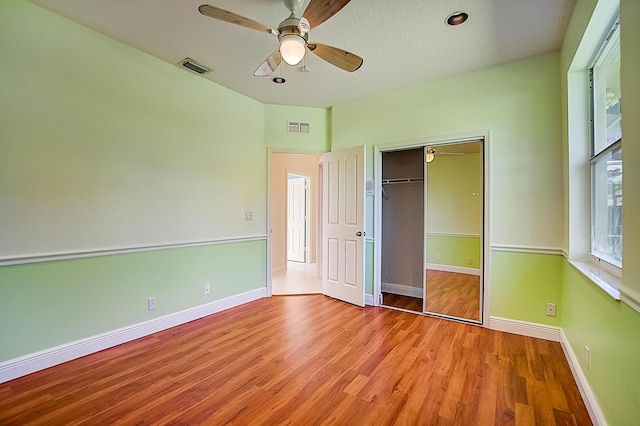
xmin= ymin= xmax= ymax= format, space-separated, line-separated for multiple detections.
xmin=0 ymin=295 xmax=592 ymax=425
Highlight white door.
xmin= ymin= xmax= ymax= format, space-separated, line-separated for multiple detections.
xmin=287 ymin=175 xmax=307 ymax=263
xmin=322 ymin=145 xmax=366 ymax=307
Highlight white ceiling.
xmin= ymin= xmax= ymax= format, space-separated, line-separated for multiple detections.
xmin=30 ymin=0 xmax=576 ymax=108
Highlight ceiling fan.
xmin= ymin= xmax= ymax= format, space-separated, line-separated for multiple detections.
xmin=198 ymin=0 xmax=363 ymax=77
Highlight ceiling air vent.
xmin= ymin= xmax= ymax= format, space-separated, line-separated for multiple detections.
xmin=179 ymin=58 xmax=212 ymax=75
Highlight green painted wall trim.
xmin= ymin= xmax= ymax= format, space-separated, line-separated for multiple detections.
xmin=0 ymin=241 xmax=267 ymax=362
xmin=426 ymin=235 xmax=480 ymax=269
xmin=563 ymin=261 xmax=640 ymax=426
xmin=490 ymin=251 xmax=563 ymax=326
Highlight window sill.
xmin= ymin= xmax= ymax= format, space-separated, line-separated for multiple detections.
xmin=568 ymin=260 xmax=621 ymax=300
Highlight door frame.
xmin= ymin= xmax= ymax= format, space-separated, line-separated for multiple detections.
xmin=373 ymin=131 xmax=491 ymax=326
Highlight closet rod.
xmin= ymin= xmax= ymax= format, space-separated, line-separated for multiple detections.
xmin=382 ymin=177 xmax=424 ymax=185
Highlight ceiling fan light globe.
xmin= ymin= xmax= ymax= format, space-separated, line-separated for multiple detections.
xmin=426 ymin=149 xmax=435 ymax=163
xmin=280 ymin=34 xmax=306 ymax=65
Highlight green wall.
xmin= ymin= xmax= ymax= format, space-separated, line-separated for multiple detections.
xmin=563 ymin=263 xmax=640 ymax=426
xmin=0 ymin=1 xmax=266 ymax=258
xmin=331 ymin=52 xmax=565 ymax=317
xmin=491 ymin=252 xmax=563 ymax=326
xmin=264 ymin=104 xmax=330 ymax=152
xmin=426 ymin=152 xmax=483 ymax=237
xmin=426 ymin=235 xmax=481 ymax=270
xmin=0 ymin=241 xmax=266 ymax=361
xmin=0 ymin=0 xmax=268 ymax=363
xmin=365 ymin=242 xmax=374 ymax=296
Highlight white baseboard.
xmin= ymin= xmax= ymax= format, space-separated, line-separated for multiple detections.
xmin=365 ymin=294 xmax=375 ymax=306
xmin=381 ymin=282 xmax=423 ymax=298
xmin=426 ymin=263 xmax=481 ymax=276
xmin=0 ymin=287 xmax=267 ymax=384
xmin=559 ymin=330 xmax=607 ymax=426
xmin=488 ymin=316 xmax=561 ymax=342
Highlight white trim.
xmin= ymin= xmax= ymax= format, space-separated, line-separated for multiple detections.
xmin=381 ymin=282 xmax=423 ymax=298
xmin=488 ymin=316 xmax=561 ymax=342
xmin=0 ymin=288 xmax=267 ymax=384
xmin=373 ymin=145 xmax=383 ymax=308
xmin=426 ymin=263 xmax=481 ymax=276
xmin=621 ymin=291 xmax=640 ymax=314
xmin=365 ymin=294 xmax=375 ymax=306
xmin=482 ymin=132 xmax=491 ymax=327
xmin=568 ymin=260 xmax=621 ymax=300
xmin=375 ymin=132 xmax=486 ymax=151
xmin=490 ymin=244 xmax=565 ymax=256
xmin=0 ymin=236 xmax=268 ymax=267
xmin=426 ymin=232 xmax=481 ymax=238
xmin=559 ymin=330 xmax=607 ymax=426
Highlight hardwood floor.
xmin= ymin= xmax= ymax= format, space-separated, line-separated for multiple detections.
xmin=425 ymin=270 xmax=481 ymax=321
xmin=382 ymin=292 xmax=423 ymax=312
xmin=383 ymin=270 xmax=481 ymax=321
xmin=0 ymin=295 xmax=591 ymax=425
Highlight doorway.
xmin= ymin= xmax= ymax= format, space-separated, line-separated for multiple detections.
xmin=378 ymin=138 xmax=485 ymax=324
xmin=271 ymin=153 xmax=322 ymax=295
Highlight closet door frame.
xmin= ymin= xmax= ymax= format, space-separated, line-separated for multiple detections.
xmin=373 ymin=131 xmax=491 ymax=326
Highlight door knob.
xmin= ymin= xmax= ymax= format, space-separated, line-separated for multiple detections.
xmin=356 ymin=231 xmax=365 ymax=237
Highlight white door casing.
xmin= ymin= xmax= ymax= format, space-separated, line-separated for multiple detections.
xmin=322 ymin=145 xmax=366 ymax=307
xmin=287 ymin=175 xmax=307 ymax=263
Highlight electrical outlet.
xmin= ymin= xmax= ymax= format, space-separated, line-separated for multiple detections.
xmin=545 ymin=302 xmax=556 ymax=317
xmin=468 ymin=258 xmax=473 ymax=266
xmin=436 ymin=254 xmax=441 ymax=261
xmin=244 ymin=211 xmax=253 ymax=221
xmin=203 ymin=283 xmax=210 ymax=295
xmin=148 ymin=296 xmax=157 ymax=311
xmin=584 ymin=346 xmax=590 ymax=369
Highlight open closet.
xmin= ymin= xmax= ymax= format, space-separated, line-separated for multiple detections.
xmin=380 ymin=140 xmax=484 ymax=323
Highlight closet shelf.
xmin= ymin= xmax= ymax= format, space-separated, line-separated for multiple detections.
xmin=382 ymin=177 xmax=424 ymax=185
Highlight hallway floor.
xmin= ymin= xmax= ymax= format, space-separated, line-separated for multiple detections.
xmin=272 ymin=261 xmax=322 ymax=295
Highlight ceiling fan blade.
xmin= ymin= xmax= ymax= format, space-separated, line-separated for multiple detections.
xmin=198 ymin=5 xmax=269 ymax=33
xmin=254 ymin=50 xmax=282 ymax=77
xmin=307 ymin=43 xmax=363 ymax=72
xmin=302 ymin=0 xmax=351 ymax=28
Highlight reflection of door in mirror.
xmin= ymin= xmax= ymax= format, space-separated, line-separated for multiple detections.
xmin=380 ymin=148 xmax=425 ymax=312
xmin=424 ymin=141 xmax=483 ymax=322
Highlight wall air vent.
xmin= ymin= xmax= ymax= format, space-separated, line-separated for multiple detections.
xmin=288 ymin=121 xmax=310 ymax=134
xmin=179 ymin=58 xmax=212 ymax=75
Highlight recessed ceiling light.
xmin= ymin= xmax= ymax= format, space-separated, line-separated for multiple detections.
xmin=446 ymin=11 xmax=468 ymax=26
xmin=272 ymin=77 xmax=286 ymax=84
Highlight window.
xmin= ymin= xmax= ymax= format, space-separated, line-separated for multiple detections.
xmin=590 ymin=19 xmax=622 ymax=272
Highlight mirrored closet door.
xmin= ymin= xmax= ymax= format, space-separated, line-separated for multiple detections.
xmin=424 ymin=141 xmax=483 ymax=322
